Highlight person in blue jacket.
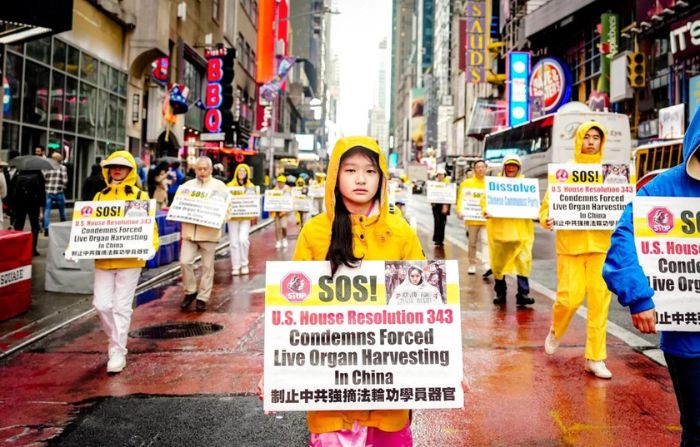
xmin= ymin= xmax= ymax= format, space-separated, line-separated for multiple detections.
xmin=603 ymin=111 xmax=700 ymax=446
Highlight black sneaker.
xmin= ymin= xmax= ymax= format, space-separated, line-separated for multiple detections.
xmin=516 ymin=294 xmax=535 ymax=307
xmin=482 ymin=268 xmax=493 ymax=279
xmin=181 ymin=292 xmax=197 ymax=309
xmin=195 ymin=299 xmax=207 ymax=312
xmin=492 ymin=295 xmax=506 ymax=305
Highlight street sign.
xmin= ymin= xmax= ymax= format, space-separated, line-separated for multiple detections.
xmin=200 ymin=133 xmax=225 ymax=141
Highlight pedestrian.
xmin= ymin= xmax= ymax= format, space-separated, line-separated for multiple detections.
xmin=272 ymin=175 xmax=290 ymax=249
xmin=264 ymin=135 xmax=424 ymax=445
xmin=540 ymin=122 xmax=613 ymax=379
xmin=294 ymin=176 xmax=310 ymax=228
xmin=167 ymin=161 xmax=184 ymax=204
xmin=484 ymin=154 xmax=535 ymax=307
xmin=81 ymin=163 xmax=107 ymax=201
xmin=91 ymin=151 xmax=159 ymax=374
xmin=147 ymin=161 xmax=170 ymax=210
xmin=34 ymin=145 xmax=46 ymax=158
xmin=42 ymin=152 xmax=69 ymax=236
xmin=431 ymin=168 xmax=450 ymax=246
xmin=10 ymin=169 xmax=45 ymax=256
xmin=179 ymin=156 xmax=229 ymax=312
xmin=226 ymin=163 xmax=255 ymax=276
xmin=311 ymin=172 xmax=326 ymax=215
xmin=603 ymin=112 xmax=700 ymax=444
xmin=456 ymin=159 xmax=490 ymax=276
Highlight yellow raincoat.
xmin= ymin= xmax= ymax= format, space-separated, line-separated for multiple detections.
xmin=539 ymin=121 xmax=612 ymax=361
xmin=293 ymin=136 xmax=425 ymax=434
xmin=226 ymin=163 xmax=255 ymax=221
xmin=93 ymin=151 xmax=159 ymax=270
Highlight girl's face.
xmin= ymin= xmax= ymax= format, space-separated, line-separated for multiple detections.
xmin=409 ymin=269 xmax=422 ymax=285
xmin=338 ymin=152 xmax=380 ymax=214
xmin=237 ymin=168 xmax=247 ymax=181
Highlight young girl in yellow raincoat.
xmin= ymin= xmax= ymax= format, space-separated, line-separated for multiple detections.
xmin=226 ymin=163 xmax=255 ymax=275
xmin=261 ymin=136 xmax=425 ymax=446
xmin=540 ymin=121 xmax=614 ymax=379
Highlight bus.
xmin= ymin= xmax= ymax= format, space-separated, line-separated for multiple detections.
xmin=483 ymin=109 xmax=632 ymax=191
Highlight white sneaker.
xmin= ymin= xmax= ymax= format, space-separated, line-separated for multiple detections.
xmin=275 ymin=240 xmax=282 ymax=249
xmin=467 ymin=266 xmax=476 ymax=275
xmin=232 ymin=268 xmax=240 ymax=276
xmin=282 ymin=239 xmax=288 ymax=248
xmin=107 ymin=354 xmax=126 ymax=374
xmin=585 ymin=359 xmax=612 ymax=379
xmin=241 ymin=266 xmax=249 ymax=275
xmin=544 ymin=327 xmax=559 ymax=355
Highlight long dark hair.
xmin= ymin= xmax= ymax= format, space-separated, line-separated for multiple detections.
xmin=326 ymin=146 xmax=383 ymax=276
xmin=147 ymin=162 xmax=169 ymax=196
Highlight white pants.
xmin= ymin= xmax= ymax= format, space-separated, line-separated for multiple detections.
xmin=93 ymin=267 xmax=141 ymax=356
xmin=227 ymin=220 xmax=251 ymax=270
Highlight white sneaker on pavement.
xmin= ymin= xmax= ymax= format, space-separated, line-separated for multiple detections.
xmin=241 ymin=266 xmax=249 ymax=275
xmin=467 ymin=265 xmax=476 ymax=275
xmin=544 ymin=327 xmax=560 ymax=355
xmin=585 ymin=359 xmax=612 ymax=379
xmin=107 ymin=354 xmax=126 ymax=374
xmin=282 ymin=239 xmax=288 ymax=248
xmin=232 ymin=268 xmax=240 ymax=276
xmin=275 ymin=240 xmax=282 ymax=249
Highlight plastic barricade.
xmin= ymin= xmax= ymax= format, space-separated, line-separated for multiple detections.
xmin=146 ymin=210 xmax=181 ymax=269
xmin=0 ymin=230 xmax=32 ymax=320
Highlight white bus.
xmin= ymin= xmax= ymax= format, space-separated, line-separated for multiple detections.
xmin=483 ymin=108 xmax=632 ymax=191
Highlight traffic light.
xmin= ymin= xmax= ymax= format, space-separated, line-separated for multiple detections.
xmin=627 ymin=52 xmax=646 ymax=88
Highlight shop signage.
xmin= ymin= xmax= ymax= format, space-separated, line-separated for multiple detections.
xmin=659 ymin=104 xmax=685 ymax=139
xmin=204 ymin=47 xmax=235 ymax=144
xmin=529 ymin=58 xmax=572 ymax=114
xmin=690 ymin=74 xmax=700 ymax=121
xmin=506 ymin=51 xmax=530 ymax=127
xmin=460 ymin=0 xmax=489 ymax=83
xmin=670 ymin=12 xmax=700 ymax=60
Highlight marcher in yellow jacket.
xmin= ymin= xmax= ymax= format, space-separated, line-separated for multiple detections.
xmin=540 ymin=121 xmax=613 ymax=379
xmin=226 ymin=163 xmax=255 ymax=276
xmin=311 ymin=172 xmax=326 ymax=215
xmin=291 ymin=136 xmax=424 ymax=444
xmin=92 ymin=151 xmax=159 ymax=373
xmin=456 ymin=159 xmax=490 ymax=276
xmin=294 ymin=177 xmax=310 ymax=228
xmin=271 ymin=174 xmax=290 ymax=249
xmin=484 ymin=154 xmax=535 ymax=306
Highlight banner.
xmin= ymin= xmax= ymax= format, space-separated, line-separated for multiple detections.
xmin=459 ymin=187 xmax=486 ymax=222
xmin=484 ymin=177 xmax=540 ymax=219
xmin=308 ymin=184 xmax=325 ymax=198
xmin=167 ymin=186 xmax=231 ymax=229
xmin=264 ymin=189 xmax=294 ymax=212
xmin=426 ymin=181 xmax=457 ymax=204
xmin=65 ymin=200 xmax=157 ymax=260
xmin=389 ymin=181 xmax=411 ymax=206
xmin=228 ymin=186 xmax=261 ymax=219
xmin=264 ymin=260 xmax=463 ymax=412
xmin=634 ymin=197 xmax=700 ymax=331
xmin=548 ymin=163 xmax=635 ymax=229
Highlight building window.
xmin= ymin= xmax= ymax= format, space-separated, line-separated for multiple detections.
xmin=183 ymin=56 xmax=205 ymax=130
xmin=213 ymin=0 xmax=220 ymax=22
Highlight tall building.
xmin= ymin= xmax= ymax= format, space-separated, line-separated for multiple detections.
xmin=367 ymin=108 xmax=388 ymax=153
xmin=368 ymin=38 xmax=389 ymax=152
xmin=433 ymin=0 xmax=453 ymax=156
xmin=390 ymin=0 xmax=416 ymax=167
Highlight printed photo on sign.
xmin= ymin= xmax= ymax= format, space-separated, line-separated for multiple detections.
xmin=263 ymin=260 xmax=463 ymax=412
xmin=459 ymin=188 xmax=486 ymax=222
xmin=65 ymin=199 xmax=157 ymax=260
xmin=485 ymin=176 xmax=540 ymax=219
xmin=633 ymin=197 xmax=700 ymax=331
xmin=548 ymin=163 xmax=634 ymax=230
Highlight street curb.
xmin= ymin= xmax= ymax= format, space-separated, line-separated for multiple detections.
xmin=0 ymin=218 xmax=276 ymax=361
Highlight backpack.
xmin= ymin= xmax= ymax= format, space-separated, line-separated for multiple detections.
xmin=13 ymin=173 xmax=41 ymax=203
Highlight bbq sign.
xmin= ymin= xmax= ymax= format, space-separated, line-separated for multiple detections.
xmin=204 ymin=47 xmax=235 ymax=143
xmin=529 ymin=58 xmax=572 ymax=114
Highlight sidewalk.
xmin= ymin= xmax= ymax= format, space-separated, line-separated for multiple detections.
xmin=0 ymin=211 xmax=274 ymax=358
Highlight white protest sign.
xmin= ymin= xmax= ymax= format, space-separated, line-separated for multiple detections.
xmin=65 ymin=199 xmax=156 ymax=260
xmin=292 ymin=186 xmax=312 ymax=212
xmin=167 ymin=186 xmax=230 ymax=228
xmin=548 ymin=163 xmax=634 ymax=229
xmin=228 ymin=186 xmax=261 ymax=219
xmin=484 ymin=176 xmax=540 ymax=219
xmin=308 ymin=184 xmax=325 ymax=198
xmin=634 ymin=197 xmax=700 ymax=331
xmin=426 ymin=181 xmax=456 ymax=204
xmin=264 ymin=189 xmax=294 ymax=212
xmin=264 ymin=260 xmax=463 ymax=412
xmin=459 ymin=187 xmax=486 ymax=222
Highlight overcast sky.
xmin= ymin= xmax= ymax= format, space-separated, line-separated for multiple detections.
xmin=331 ymin=0 xmax=392 ymax=136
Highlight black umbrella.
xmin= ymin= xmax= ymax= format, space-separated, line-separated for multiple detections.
xmin=9 ymin=155 xmax=55 ymax=171
xmin=157 ymin=156 xmax=179 ymax=164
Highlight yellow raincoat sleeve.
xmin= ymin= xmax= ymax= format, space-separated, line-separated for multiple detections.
xmin=539 ymin=190 xmax=550 ymax=229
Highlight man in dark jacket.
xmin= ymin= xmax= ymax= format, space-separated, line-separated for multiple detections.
xmin=82 ymin=164 xmax=107 ymax=201
xmin=10 ymin=170 xmax=45 ymax=255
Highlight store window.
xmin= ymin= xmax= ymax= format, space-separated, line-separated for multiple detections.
xmin=4 ymin=52 xmax=23 ymax=121
xmin=23 ymin=60 xmax=50 ymax=125
xmin=183 ymin=56 xmax=204 ymax=130
xmin=81 ymin=53 xmax=98 ymax=84
xmin=26 ymin=37 xmax=51 ymax=64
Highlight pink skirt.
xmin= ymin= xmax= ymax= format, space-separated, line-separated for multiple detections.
xmin=309 ymin=421 xmax=413 ymax=447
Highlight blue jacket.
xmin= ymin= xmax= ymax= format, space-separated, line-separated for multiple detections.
xmin=603 ymin=115 xmax=700 ymax=358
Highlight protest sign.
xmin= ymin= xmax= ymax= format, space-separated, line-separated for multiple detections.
xmin=308 ymin=184 xmax=325 ymax=198
xmin=426 ymin=181 xmax=456 ymax=204
xmin=459 ymin=187 xmax=486 ymax=222
xmin=264 ymin=260 xmax=463 ymax=412
xmin=292 ymin=186 xmax=313 ymax=212
xmin=228 ymin=186 xmax=261 ymax=219
xmin=264 ymin=189 xmax=294 ymax=212
xmin=484 ymin=176 xmax=540 ymax=219
xmin=548 ymin=163 xmax=634 ymax=229
xmin=65 ymin=199 xmax=156 ymax=260
xmin=167 ymin=186 xmax=230 ymax=228
xmin=634 ymin=197 xmax=700 ymax=331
